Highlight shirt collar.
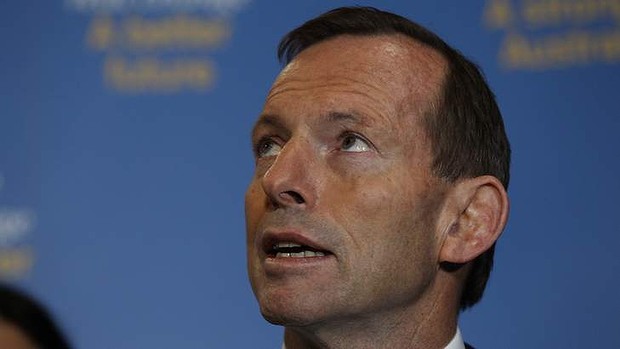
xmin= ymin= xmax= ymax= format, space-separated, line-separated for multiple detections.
xmin=281 ymin=327 xmax=465 ymax=349
xmin=445 ymin=328 xmax=466 ymax=349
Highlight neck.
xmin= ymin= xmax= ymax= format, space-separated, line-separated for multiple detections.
xmin=282 ymin=272 xmax=462 ymax=349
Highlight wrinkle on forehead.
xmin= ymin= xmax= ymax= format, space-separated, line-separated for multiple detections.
xmin=267 ymin=34 xmax=447 ymax=122
xmin=264 ymin=78 xmax=396 ymax=131
xmin=266 ymin=77 xmax=391 ymax=109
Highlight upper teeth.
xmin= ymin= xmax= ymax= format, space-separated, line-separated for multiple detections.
xmin=277 ymin=250 xmax=325 ymax=258
xmin=273 ymin=241 xmax=325 ymax=258
xmin=274 ymin=242 xmax=302 ymax=249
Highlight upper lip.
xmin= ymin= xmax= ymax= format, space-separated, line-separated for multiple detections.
xmin=260 ymin=229 xmax=331 ymax=256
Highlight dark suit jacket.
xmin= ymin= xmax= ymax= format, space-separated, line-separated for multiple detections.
xmin=465 ymin=343 xmax=475 ymax=349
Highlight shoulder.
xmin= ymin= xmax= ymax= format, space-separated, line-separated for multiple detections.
xmin=465 ymin=343 xmax=475 ymax=349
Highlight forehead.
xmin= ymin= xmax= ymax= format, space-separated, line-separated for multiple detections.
xmin=264 ymin=34 xmax=447 ymax=121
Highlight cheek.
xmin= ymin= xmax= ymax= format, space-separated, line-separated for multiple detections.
xmin=245 ymin=183 xmax=265 ymax=295
xmin=328 ymin=171 xmax=442 ymax=257
xmin=326 ymin=174 xmax=417 ymax=259
xmin=245 ymin=182 xmax=265 ymax=239
xmin=334 ymin=173 xmax=415 ymax=222
xmin=325 ymin=176 xmax=441 ymax=304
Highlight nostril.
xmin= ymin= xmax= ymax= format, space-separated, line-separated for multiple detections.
xmin=280 ymin=190 xmax=305 ymax=204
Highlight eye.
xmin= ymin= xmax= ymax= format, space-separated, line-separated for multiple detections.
xmin=255 ymin=138 xmax=282 ymax=158
xmin=340 ymin=134 xmax=371 ymax=152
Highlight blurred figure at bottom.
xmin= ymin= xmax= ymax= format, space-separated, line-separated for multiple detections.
xmin=0 ymin=283 xmax=72 ymax=349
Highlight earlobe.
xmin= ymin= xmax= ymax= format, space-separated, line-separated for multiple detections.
xmin=439 ymin=176 xmax=509 ymax=264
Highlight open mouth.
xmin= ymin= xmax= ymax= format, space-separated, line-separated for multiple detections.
xmin=267 ymin=242 xmax=329 ymax=258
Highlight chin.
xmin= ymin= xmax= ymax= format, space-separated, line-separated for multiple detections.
xmin=258 ymin=293 xmax=331 ymax=327
xmin=260 ymin=306 xmax=317 ymax=327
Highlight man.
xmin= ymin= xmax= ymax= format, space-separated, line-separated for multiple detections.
xmin=0 ymin=284 xmax=73 ymax=349
xmin=245 ymin=7 xmax=510 ymax=349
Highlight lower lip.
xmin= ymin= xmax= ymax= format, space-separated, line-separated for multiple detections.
xmin=263 ymin=254 xmax=334 ymax=271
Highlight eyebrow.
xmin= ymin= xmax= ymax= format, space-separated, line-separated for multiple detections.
xmin=325 ymin=111 xmax=377 ymax=130
xmin=251 ymin=111 xmax=372 ymax=140
xmin=251 ymin=114 xmax=287 ymax=141
xmin=325 ymin=111 xmax=360 ymax=124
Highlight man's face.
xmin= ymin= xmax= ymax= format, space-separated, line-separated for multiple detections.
xmin=246 ymin=34 xmax=449 ymax=326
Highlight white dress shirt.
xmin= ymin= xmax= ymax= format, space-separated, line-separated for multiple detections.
xmin=281 ymin=327 xmax=465 ymax=349
xmin=445 ymin=328 xmax=466 ymax=349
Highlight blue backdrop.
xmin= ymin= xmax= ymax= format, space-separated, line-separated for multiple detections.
xmin=1 ymin=1 xmax=619 ymax=348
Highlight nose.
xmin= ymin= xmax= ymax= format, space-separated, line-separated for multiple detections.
xmin=260 ymin=138 xmax=318 ymax=210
